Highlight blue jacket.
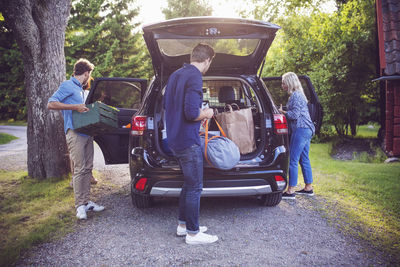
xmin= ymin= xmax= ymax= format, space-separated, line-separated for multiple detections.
xmin=164 ymin=63 xmax=203 ymax=151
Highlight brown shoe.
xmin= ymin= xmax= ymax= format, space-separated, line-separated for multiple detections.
xmin=90 ymin=176 xmax=98 ymax=184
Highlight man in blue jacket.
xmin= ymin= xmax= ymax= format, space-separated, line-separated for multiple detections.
xmin=164 ymin=43 xmax=217 ymax=244
xmin=48 ymin=58 xmax=104 ymax=220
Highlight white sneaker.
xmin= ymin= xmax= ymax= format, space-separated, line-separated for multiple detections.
xmin=185 ymin=232 xmax=218 ymax=245
xmin=76 ymin=205 xmax=87 ymax=220
xmin=85 ymin=201 xmax=104 ymax=212
xmin=177 ymin=225 xmax=208 ymax=236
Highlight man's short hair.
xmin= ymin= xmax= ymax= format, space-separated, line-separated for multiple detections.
xmin=191 ymin=43 xmax=215 ymax=63
xmin=73 ymin=58 xmax=94 ymax=76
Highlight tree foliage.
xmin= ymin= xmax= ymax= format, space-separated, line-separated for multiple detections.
xmin=312 ymin=0 xmax=378 ymax=136
xmin=260 ymin=0 xmax=378 ymax=136
xmin=162 ymin=0 xmax=212 ymax=19
xmin=0 ymin=19 xmax=25 ymax=121
xmin=1 ymin=0 xmax=381 ymax=139
xmin=0 ymin=0 xmax=152 ymax=121
xmin=66 ymin=0 xmax=153 ymax=79
xmin=240 ymin=0 xmax=330 ymax=22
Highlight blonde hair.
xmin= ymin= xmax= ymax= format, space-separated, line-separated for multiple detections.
xmin=282 ymin=72 xmax=306 ymax=99
xmin=83 ymin=76 xmax=94 ymax=90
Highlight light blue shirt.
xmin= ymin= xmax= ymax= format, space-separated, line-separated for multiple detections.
xmin=48 ymin=77 xmax=85 ymax=134
xmin=286 ymin=90 xmax=315 ymax=135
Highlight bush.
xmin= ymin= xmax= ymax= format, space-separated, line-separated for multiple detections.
xmin=351 ymin=140 xmax=387 ymax=163
xmin=312 ymin=124 xmax=336 ymax=143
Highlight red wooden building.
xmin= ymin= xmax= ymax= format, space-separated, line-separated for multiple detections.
xmin=376 ymin=0 xmax=400 ymax=156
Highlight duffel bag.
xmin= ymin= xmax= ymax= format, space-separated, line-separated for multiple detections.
xmin=199 ymin=117 xmax=240 ymax=170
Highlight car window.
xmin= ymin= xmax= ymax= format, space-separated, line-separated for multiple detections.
xmin=157 ymin=39 xmax=260 ymax=57
xmin=301 ymin=80 xmax=312 ymax=101
xmin=264 ymin=78 xmax=311 ymax=106
xmin=264 ymin=79 xmax=287 ymax=106
xmin=92 ymin=80 xmax=142 ymax=109
xmin=202 ymin=80 xmax=244 ymax=107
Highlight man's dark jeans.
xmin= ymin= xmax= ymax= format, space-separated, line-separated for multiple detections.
xmin=171 ymin=144 xmax=203 ymax=234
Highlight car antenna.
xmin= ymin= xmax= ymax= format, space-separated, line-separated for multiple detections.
xmin=258 ymin=58 xmax=266 ymax=79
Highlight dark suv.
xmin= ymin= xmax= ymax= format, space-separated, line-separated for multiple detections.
xmin=86 ymin=17 xmax=323 ymax=208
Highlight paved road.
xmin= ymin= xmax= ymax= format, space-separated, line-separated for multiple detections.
xmin=0 ymin=126 xmax=27 ymax=155
xmin=0 ymin=126 xmax=107 ymax=171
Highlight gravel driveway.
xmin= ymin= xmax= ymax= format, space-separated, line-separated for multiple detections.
xmin=0 ymin=126 xmax=384 ymax=266
xmin=17 ymin=189 xmax=383 ymax=266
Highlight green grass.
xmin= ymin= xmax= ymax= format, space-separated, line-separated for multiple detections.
xmin=0 ymin=120 xmax=27 ymax=126
xmin=0 ymin=133 xmax=18 ymax=145
xmin=0 ymin=171 xmax=75 ymax=266
xmin=306 ymin=142 xmax=400 ymax=263
xmin=356 ymin=124 xmax=379 ymax=138
xmin=313 ymin=123 xmax=380 ymax=144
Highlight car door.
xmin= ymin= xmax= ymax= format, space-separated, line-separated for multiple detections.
xmin=86 ymin=77 xmax=147 ymax=164
xmin=263 ymin=75 xmax=323 ymax=134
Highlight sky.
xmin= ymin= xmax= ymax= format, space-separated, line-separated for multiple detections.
xmin=136 ymin=0 xmax=337 ymax=27
xmin=136 ymin=0 xmax=244 ymax=26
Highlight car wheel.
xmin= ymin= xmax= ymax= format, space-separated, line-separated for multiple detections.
xmin=260 ymin=192 xmax=282 ymax=207
xmin=131 ymin=181 xmax=152 ymax=208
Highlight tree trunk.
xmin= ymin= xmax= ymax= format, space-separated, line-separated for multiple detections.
xmin=349 ymin=107 xmax=357 ymax=136
xmin=1 ymin=0 xmax=72 ymax=179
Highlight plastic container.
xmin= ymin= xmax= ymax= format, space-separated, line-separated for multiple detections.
xmin=72 ymin=101 xmax=119 ymax=136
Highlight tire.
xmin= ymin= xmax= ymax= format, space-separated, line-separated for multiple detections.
xmin=131 ymin=181 xmax=152 ymax=208
xmin=260 ymin=192 xmax=282 ymax=207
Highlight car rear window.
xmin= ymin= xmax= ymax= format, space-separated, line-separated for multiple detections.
xmin=157 ymin=39 xmax=260 ymax=57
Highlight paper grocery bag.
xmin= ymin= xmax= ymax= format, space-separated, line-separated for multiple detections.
xmin=215 ymin=104 xmax=256 ymax=154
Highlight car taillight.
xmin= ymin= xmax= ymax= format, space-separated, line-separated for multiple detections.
xmin=275 ymin=175 xmax=286 ymax=190
xmin=273 ymin=114 xmax=288 ymax=134
xmin=131 ymin=115 xmax=147 ymax=136
xmin=135 ymin=178 xmax=147 ymax=191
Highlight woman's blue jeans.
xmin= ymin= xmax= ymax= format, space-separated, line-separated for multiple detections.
xmin=171 ymin=144 xmax=203 ymax=234
xmin=289 ymin=128 xmax=313 ymax=187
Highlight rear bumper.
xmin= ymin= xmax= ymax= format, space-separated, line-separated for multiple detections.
xmin=130 ymin=145 xmax=288 ymax=197
xmin=150 ymin=184 xmax=272 ymax=197
xmin=146 ymin=178 xmax=286 ymax=197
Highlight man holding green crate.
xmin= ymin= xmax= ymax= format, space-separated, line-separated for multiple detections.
xmin=47 ymin=58 xmax=104 ymax=220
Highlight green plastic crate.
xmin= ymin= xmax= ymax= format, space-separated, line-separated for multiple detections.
xmin=72 ymin=101 xmax=119 ymax=136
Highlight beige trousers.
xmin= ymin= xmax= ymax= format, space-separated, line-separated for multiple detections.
xmin=66 ymin=129 xmax=94 ymax=208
